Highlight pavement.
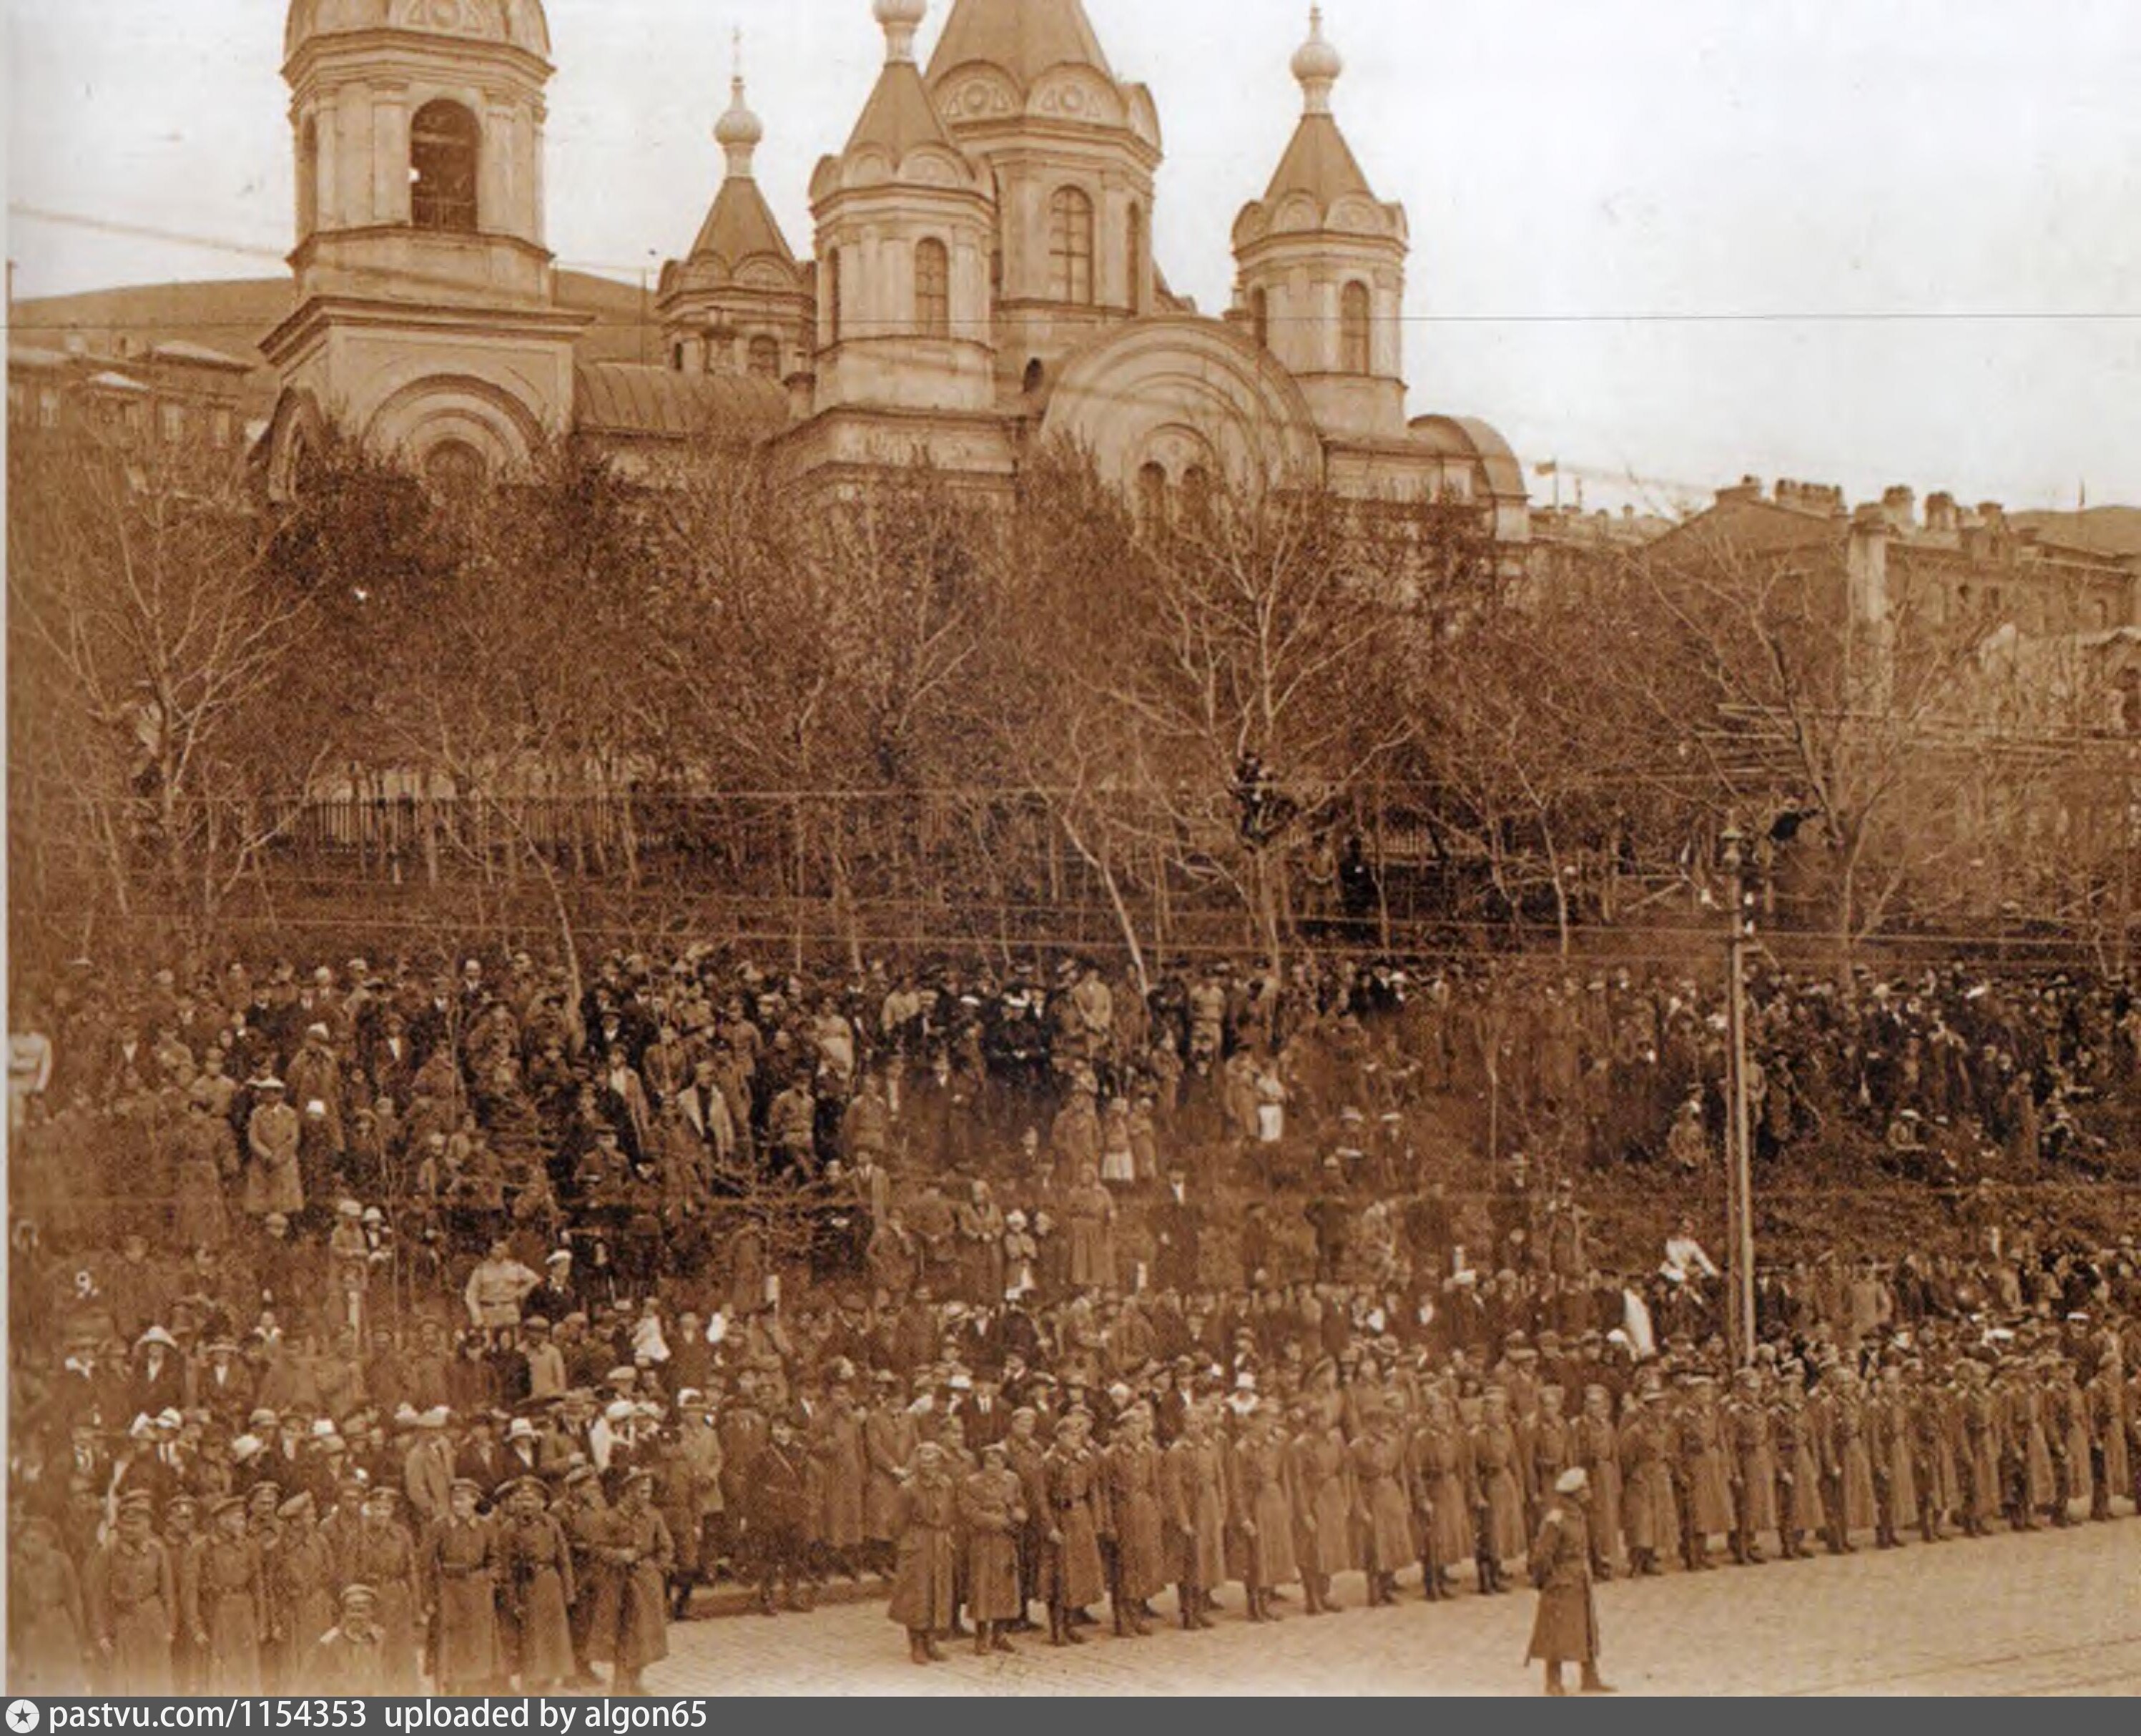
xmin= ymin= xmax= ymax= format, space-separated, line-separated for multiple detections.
xmin=644 ymin=1516 xmax=2141 ymax=1697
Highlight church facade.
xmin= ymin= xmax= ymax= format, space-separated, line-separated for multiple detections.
xmin=262 ymin=0 xmax=1527 ymax=540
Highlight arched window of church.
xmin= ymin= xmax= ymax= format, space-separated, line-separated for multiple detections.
xmin=748 ymin=335 xmax=782 ymax=378
xmin=1136 ymin=463 xmax=1168 ymax=529
xmin=1049 ymin=187 xmax=1094 ymax=305
xmin=915 ymin=239 xmax=951 ymax=338
xmin=1251 ymin=288 xmax=1270 ymax=351
xmin=1340 ymin=281 xmax=1372 ymax=375
xmin=410 ymin=100 xmax=480 ymax=232
xmin=671 ymin=342 xmax=685 ymax=372
xmin=297 ymin=119 xmax=320 ymax=237
xmin=825 ymin=250 xmax=842 ymax=346
xmin=1125 ymin=204 xmax=1143 ymax=312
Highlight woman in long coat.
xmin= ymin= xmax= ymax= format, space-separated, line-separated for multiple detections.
xmin=814 ymin=1386 xmax=869 ymax=1567
xmin=863 ymin=1385 xmax=920 ymax=1570
xmin=1472 ymin=1391 xmax=1528 ymax=1591
xmin=496 ymin=1479 xmax=576 ymax=1692
xmin=1617 ymin=1391 xmax=1676 ymax=1575
xmin=887 ymin=1445 xmax=959 ymax=1665
xmin=425 ymin=1481 xmax=501 ymax=1694
xmin=1349 ymin=1406 xmax=1414 ymax=1606
xmin=958 ymin=1445 xmax=1025 ymax=1654
xmin=1161 ymin=1411 xmax=1227 ymax=1628
xmin=1063 ymin=1168 xmax=1116 ymax=1293
xmin=1291 ymin=1414 xmax=1357 ymax=1612
xmin=1232 ymin=1408 xmax=1299 ymax=1622
xmin=608 ymin=1474 xmax=674 ymax=1694
xmin=1100 ymin=1408 xmax=1166 ymax=1634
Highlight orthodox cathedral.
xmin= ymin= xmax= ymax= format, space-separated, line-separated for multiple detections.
xmin=262 ymin=0 xmax=1527 ymax=537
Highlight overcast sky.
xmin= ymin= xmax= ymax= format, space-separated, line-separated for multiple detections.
xmin=8 ymin=0 xmax=2140 ymax=511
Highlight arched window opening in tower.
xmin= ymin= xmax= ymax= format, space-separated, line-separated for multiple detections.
xmin=825 ymin=250 xmax=842 ymax=347
xmin=1136 ymin=462 xmax=1168 ymax=530
xmin=1340 ymin=280 xmax=1372 ymax=375
xmin=1049 ymin=187 xmax=1094 ymax=306
xmin=1251 ymin=287 xmax=1270 ymax=351
xmin=748 ymin=335 xmax=782 ymax=379
xmin=423 ymin=438 xmax=488 ymax=497
xmin=410 ymin=100 xmax=481 ymax=233
xmin=915 ymin=238 xmax=951 ymax=339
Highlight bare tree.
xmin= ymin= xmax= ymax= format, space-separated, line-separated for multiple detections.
xmin=9 ymin=423 xmax=325 ymax=951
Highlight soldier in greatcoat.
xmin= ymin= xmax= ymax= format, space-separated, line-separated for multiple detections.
xmin=425 ymin=1478 xmax=501 ymax=1693
xmin=1099 ymin=1404 xmax=1166 ymax=1634
xmin=263 ymin=1492 xmax=337 ymax=1692
xmin=812 ymin=1373 xmax=869 ymax=1580
xmin=1771 ymin=1376 xmax=1823 ymax=1559
xmin=1004 ymin=1406 xmax=1051 ymax=1632
xmin=1161 ymin=1404 xmax=1227 ymax=1630
xmin=1471 ymin=1387 xmax=1527 ymax=1592
xmin=1349 ymin=1401 xmax=1414 ymax=1607
xmin=606 ymin=1471 xmax=674 ymax=1695
xmin=1407 ymin=1392 xmax=1475 ymax=1601
xmin=1673 ymin=1376 xmax=1733 ymax=1569
xmin=1866 ymin=1364 xmax=1919 ymax=1549
xmin=958 ymin=1442 xmax=1026 ymax=1655
xmin=87 ymin=1491 xmax=176 ymax=1693
xmin=1292 ymin=1409 xmax=1357 ymax=1611
xmin=10 ymin=1515 xmax=91 ymax=1695
xmin=1723 ymin=1368 xmax=1777 ymax=1564
xmin=1526 ymin=1468 xmax=1613 ymax=1697
xmin=345 ymin=1484 xmax=423 ymax=1692
xmin=1569 ymin=1386 xmax=1623 ymax=1580
xmin=496 ymin=1476 xmax=576 ymax=1691
xmin=1042 ymin=1409 xmax=1108 ymax=1645
xmin=182 ymin=1494 xmax=264 ymax=1694
xmin=1232 ymin=1404 xmax=1300 ymax=1622
xmin=888 ymin=1443 xmax=960 ymax=1665
xmin=1618 ymin=1388 xmax=1676 ymax=1576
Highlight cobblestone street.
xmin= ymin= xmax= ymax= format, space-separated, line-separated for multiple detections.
xmin=646 ymin=1519 xmax=2141 ymax=1697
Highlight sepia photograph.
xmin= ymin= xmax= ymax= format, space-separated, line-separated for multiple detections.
xmin=5 ymin=0 xmax=2139 ymax=1701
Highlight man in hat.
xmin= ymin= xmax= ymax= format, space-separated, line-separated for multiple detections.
xmin=403 ymin=1406 xmax=457 ymax=1528
xmin=1527 ymin=1466 xmax=1613 ymax=1696
xmin=346 ymin=1485 xmax=422 ymax=1692
xmin=425 ymin=1478 xmax=501 ymax=1693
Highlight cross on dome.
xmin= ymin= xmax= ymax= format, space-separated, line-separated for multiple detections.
xmin=715 ymin=26 xmax=763 ymax=173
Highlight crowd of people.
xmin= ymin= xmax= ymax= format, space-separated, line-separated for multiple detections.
xmin=6 ymin=940 xmax=2138 ymax=1694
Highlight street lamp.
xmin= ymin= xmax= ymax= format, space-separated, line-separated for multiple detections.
xmin=1719 ymin=826 xmax=1756 ymax=1365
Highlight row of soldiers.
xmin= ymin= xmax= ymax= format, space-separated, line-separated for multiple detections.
xmin=11 ymin=1316 xmax=2134 ymax=1689
xmin=9 ymin=1464 xmax=676 ymax=1697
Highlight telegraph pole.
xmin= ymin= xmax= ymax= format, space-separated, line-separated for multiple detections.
xmin=1721 ymin=827 xmax=1757 ymax=1365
